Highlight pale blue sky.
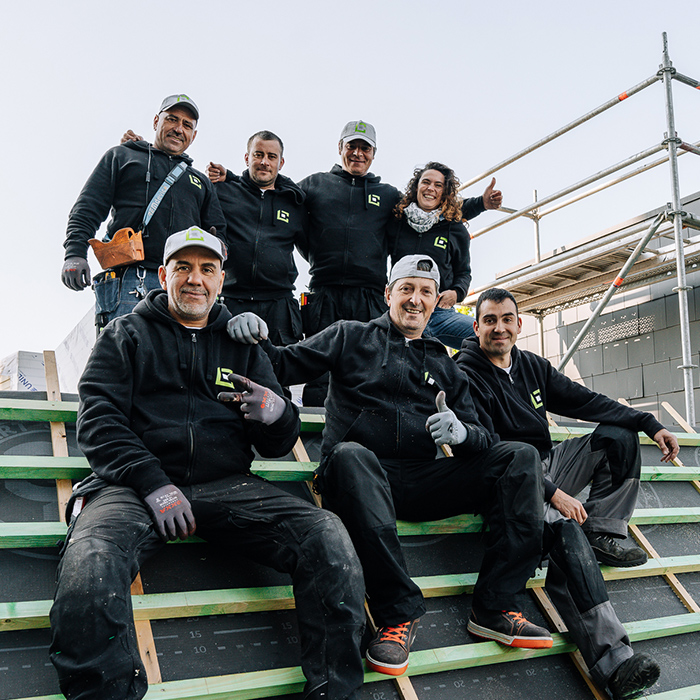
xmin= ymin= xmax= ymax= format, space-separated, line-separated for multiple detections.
xmin=2 ymin=0 xmax=699 ymax=359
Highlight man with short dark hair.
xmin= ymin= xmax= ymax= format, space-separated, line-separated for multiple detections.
xmin=63 ymin=94 xmax=225 ymax=332
xmin=206 ymin=131 xmax=307 ymax=345
xmin=228 ymin=255 xmax=552 ymax=677
xmin=50 ymin=227 xmax=365 ymax=700
xmin=454 ymin=287 xmax=669 ymax=698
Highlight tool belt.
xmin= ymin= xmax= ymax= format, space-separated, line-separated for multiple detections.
xmin=88 ymin=227 xmax=145 ymax=270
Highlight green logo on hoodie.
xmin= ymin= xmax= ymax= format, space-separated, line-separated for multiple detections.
xmin=215 ymin=368 xmax=234 ymax=388
xmin=530 ymin=389 xmax=543 ymax=409
xmin=368 ymin=194 xmax=380 ymax=207
xmin=277 ymin=210 xmax=289 ymax=223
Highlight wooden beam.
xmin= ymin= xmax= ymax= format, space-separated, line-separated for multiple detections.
xmin=0 ymin=397 xmax=79 ymax=422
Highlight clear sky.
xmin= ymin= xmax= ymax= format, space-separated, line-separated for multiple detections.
xmin=2 ymin=0 xmax=699 ymax=360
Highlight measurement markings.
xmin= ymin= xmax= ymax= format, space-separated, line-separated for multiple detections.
xmin=214 ymin=626 xmax=274 ymax=635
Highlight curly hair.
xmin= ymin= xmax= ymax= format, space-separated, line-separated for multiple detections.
xmin=395 ymin=161 xmax=464 ymax=222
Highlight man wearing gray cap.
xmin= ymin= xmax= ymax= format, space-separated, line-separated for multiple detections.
xmin=228 ymin=254 xmax=550 ymax=676
xmin=62 ymin=94 xmax=225 ymax=332
xmin=50 ymin=227 xmax=365 ymax=700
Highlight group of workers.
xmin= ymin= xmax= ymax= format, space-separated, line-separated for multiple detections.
xmin=52 ymin=94 xmax=679 ymax=700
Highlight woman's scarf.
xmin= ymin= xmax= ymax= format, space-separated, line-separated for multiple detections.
xmin=404 ymin=202 xmax=442 ymax=233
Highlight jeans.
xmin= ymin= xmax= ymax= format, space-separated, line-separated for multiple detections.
xmin=315 ymin=440 xmax=544 ymax=625
xmin=425 ymin=306 xmax=475 ymax=350
xmin=50 ymin=476 xmax=365 ymax=700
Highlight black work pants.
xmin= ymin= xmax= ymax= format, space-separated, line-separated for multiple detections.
xmin=49 ymin=475 xmax=365 ymax=700
xmin=315 ymin=441 xmax=544 ymax=627
xmin=544 ymin=519 xmax=633 ymax=686
xmin=301 ymin=286 xmax=386 ymax=406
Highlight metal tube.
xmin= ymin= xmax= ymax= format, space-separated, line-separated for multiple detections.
xmin=661 ymin=32 xmax=697 ymax=427
xmin=556 ymin=213 xmax=665 ymax=372
xmin=470 ymin=143 xmax=666 ymax=239
xmin=533 ymin=190 xmax=541 ymax=264
xmin=680 ymin=141 xmax=700 ymax=157
xmin=459 ymin=73 xmax=662 ymax=191
xmin=539 ymin=142 xmax=698 ymax=218
xmin=672 ymin=71 xmax=700 ymax=89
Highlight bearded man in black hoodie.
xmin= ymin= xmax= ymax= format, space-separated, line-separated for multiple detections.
xmin=50 ymin=228 xmax=365 ymax=700
xmin=62 ymin=95 xmax=226 ymax=332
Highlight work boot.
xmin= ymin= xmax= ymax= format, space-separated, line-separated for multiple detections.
xmin=365 ymin=619 xmax=419 ymax=676
xmin=607 ymin=652 xmax=660 ymax=699
xmin=468 ymin=606 xmax=553 ymax=649
xmin=587 ymin=533 xmax=648 ymax=568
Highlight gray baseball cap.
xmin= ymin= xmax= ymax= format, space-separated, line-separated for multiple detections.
xmin=389 ymin=255 xmax=440 ymax=288
xmin=163 ymin=227 xmax=227 ymax=265
xmin=159 ymin=94 xmax=200 ymax=120
xmin=339 ymin=120 xmax=376 ymax=148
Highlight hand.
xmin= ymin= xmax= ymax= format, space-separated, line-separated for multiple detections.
xmin=550 ymin=488 xmax=587 ymax=524
xmin=120 ymin=129 xmax=143 ymax=144
xmin=61 ymin=257 xmax=92 ymax=290
xmin=227 ymin=312 xmax=269 ymax=344
xmin=482 ymin=177 xmax=502 ymax=210
xmin=206 ymin=162 xmax=227 ymax=183
xmin=426 ymin=391 xmax=468 ymax=445
xmin=438 ymin=290 xmax=458 ymax=309
xmin=143 ymin=485 xmax=196 ymax=540
xmin=653 ymin=428 xmax=679 ymax=463
xmin=218 ymin=373 xmax=285 ymax=425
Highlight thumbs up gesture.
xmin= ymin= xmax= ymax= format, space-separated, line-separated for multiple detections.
xmin=482 ymin=177 xmax=502 ymax=210
xmin=426 ymin=391 xmax=468 ymax=446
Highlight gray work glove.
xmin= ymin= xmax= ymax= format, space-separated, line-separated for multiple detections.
xmin=227 ymin=313 xmax=269 ymax=344
xmin=61 ymin=257 xmax=92 ymax=291
xmin=426 ymin=391 xmax=468 ymax=446
xmin=218 ymin=373 xmax=285 ymax=425
xmin=143 ymin=485 xmax=196 ymax=541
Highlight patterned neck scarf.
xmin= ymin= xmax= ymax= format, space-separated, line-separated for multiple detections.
xmin=404 ymin=202 xmax=442 ymax=233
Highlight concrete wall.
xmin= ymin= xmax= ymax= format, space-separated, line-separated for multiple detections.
xmin=518 ymin=269 xmax=700 ymax=428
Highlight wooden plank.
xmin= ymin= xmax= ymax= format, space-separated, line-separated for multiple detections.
xmin=641 ymin=465 xmax=700 ymax=480
xmin=130 ymin=573 xmax=163 ymax=684
xmin=252 ymin=460 xmax=316 ymax=481
xmin=43 ymin=351 xmax=73 ymax=523
xmin=646 ymin=685 xmax=700 ymax=700
xmin=662 ymin=400 xmax=696 ymax=434
xmin=0 ymin=398 xmax=79 ymax=422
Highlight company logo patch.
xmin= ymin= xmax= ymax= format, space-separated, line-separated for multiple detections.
xmin=433 ymin=236 xmax=447 ymax=250
xmin=277 ymin=210 xmax=289 ymax=223
xmin=185 ymin=228 xmax=205 ymax=242
xmin=530 ymin=389 xmax=543 ymax=410
xmin=368 ymin=194 xmax=380 ymax=207
xmin=423 ymin=372 xmax=436 ymax=386
xmin=189 ymin=174 xmax=202 ymax=189
xmin=355 ymin=121 xmax=367 ymax=134
xmin=215 ymin=368 xmax=234 ymax=388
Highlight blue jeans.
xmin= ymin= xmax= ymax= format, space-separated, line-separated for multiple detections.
xmin=93 ymin=266 xmax=162 ymax=333
xmin=426 ymin=305 xmax=475 ymax=350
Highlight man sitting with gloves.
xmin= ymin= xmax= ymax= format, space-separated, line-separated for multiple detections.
xmin=49 ymin=226 xmax=365 ymax=700
xmin=227 ymin=254 xmax=551 ymax=677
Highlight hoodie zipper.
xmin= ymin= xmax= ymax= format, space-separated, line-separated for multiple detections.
xmin=185 ymin=332 xmax=198 ymax=483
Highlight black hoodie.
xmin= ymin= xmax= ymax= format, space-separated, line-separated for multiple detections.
xmin=454 ymin=337 xmax=664 ymax=498
xmin=77 ymin=289 xmax=299 ymax=499
xmin=297 ymin=165 xmax=402 ymax=291
xmin=215 ymin=170 xmax=307 ymax=300
xmin=261 ymin=311 xmax=491 ymax=460
xmin=64 ymin=140 xmax=226 ymax=269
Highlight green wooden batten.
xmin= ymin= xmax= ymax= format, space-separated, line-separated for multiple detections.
xmin=10 ymin=613 xmax=700 ymax=700
xmin=4 ymin=554 xmax=700 ymax=633
xmin=646 ymin=684 xmax=700 ymax=700
xmin=0 ymin=398 xmax=79 ymax=423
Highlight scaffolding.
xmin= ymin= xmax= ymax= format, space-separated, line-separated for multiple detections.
xmin=461 ymin=33 xmax=700 ymax=427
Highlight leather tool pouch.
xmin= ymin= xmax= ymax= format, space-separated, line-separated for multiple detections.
xmin=89 ymin=228 xmax=145 ymax=269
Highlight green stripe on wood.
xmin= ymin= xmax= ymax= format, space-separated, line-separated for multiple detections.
xmin=0 ymin=398 xmax=79 ymax=422
xmin=647 ymin=685 xmax=700 ymax=699
xmin=641 ymin=466 xmax=700 ymax=480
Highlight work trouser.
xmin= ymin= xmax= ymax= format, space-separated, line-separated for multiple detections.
xmin=300 ymin=286 xmax=386 ymax=407
xmin=544 ymin=424 xmax=641 ymax=538
xmin=49 ymin=475 xmax=365 ymax=700
xmin=222 ymin=296 xmax=303 ymax=347
xmin=544 ymin=519 xmax=633 ymax=686
xmin=315 ymin=441 xmax=544 ymax=627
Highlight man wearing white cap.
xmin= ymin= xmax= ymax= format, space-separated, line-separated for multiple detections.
xmin=62 ymin=94 xmax=225 ymax=333
xmin=50 ymin=227 xmax=365 ymax=700
xmin=227 ymin=254 xmax=551 ymax=676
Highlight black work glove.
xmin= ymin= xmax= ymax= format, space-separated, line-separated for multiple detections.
xmin=218 ymin=373 xmax=285 ymax=425
xmin=143 ymin=485 xmax=196 ymax=541
xmin=61 ymin=257 xmax=92 ymax=290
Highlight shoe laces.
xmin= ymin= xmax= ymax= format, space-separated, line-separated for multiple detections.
xmin=504 ymin=611 xmax=526 ymax=622
xmin=377 ymin=621 xmax=411 ymax=645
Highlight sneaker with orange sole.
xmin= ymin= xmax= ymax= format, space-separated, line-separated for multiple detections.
xmin=468 ymin=607 xmax=553 ymax=649
xmin=366 ymin=619 xmax=419 ymax=676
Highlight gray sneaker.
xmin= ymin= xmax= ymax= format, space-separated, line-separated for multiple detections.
xmin=366 ymin=619 xmax=419 ymax=676
xmin=608 ymin=653 xmax=660 ymax=699
xmin=587 ymin=533 xmax=648 ymax=567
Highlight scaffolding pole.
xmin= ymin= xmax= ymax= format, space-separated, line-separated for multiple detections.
xmin=557 ymin=213 xmax=665 ymax=372
xmin=661 ymin=32 xmax=697 ymax=428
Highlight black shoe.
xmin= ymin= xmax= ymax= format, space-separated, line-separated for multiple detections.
xmin=608 ymin=653 xmax=660 ymax=699
xmin=366 ymin=619 xmax=419 ymax=676
xmin=587 ymin=533 xmax=648 ymax=568
xmin=467 ymin=607 xmax=553 ymax=649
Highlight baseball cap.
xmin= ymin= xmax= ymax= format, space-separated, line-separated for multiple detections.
xmin=389 ymin=255 xmax=440 ymax=288
xmin=158 ymin=94 xmax=200 ymax=121
xmin=163 ymin=227 xmax=227 ymax=265
xmin=340 ymin=120 xmax=376 ymax=148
